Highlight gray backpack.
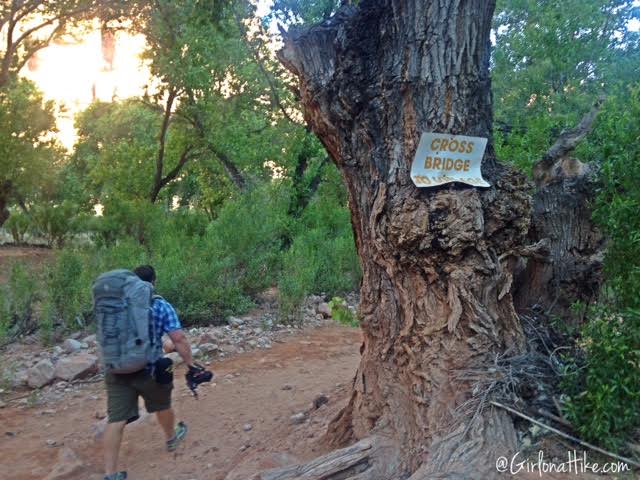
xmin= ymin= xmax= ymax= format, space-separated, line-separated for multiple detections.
xmin=92 ymin=269 xmax=161 ymax=374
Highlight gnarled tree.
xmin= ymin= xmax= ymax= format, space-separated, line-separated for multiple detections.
xmin=267 ymin=0 xmax=532 ymax=478
xmin=514 ymin=98 xmax=607 ymax=321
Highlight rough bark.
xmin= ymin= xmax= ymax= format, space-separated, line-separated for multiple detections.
xmin=514 ymin=100 xmax=606 ymax=320
xmin=277 ymin=1 xmax=531 ymax=478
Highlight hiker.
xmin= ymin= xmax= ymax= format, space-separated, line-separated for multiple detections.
xmin=95 ymin=265 xmax=206 ymax=480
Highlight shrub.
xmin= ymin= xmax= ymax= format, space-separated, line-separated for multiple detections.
xmin=150 ymin=236 xmax=253 ymax=324
xmin=42 ymin=249 xmax=91 ymax=330
xmin=1 ymin=263 xmax=39 ymax=337
xmin=40 ymin=239 xmax=149 ymax=333
xmin=4 ymin=210 xmax=31 ymax=244
xmin=0 ymin=285 xmax=10 ymax=340
xmin=2 ymin=176 xmax=359 ymax=335
xmin=39 ymin=200 xmax=264 ymax=328
xmin=279 ymin=166 xmax=361 ymax=319
xmin=31 ymin=201 xmax=87 ymax=248
xmin=562 ymin=85 xmax=640 ymax=452
xmin=205 ymin=184 xmax=289 ymax=296
xmin=562 ymin=308 xmax=640 ymax=450
xmin=592 ymin=86 xmax=640 ymax=310
xmin=328 ymin=296 xmax=358 ymax=327
xmin=90 ymin=198 xmax=165 ymax=247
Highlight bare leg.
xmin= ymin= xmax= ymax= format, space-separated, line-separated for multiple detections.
xmin=104 ymin=420 xmax=126 ymax=475
xmin=155 ymin=408 xmax=176 ymax=440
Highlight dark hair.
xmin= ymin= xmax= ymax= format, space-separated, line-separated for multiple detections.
xmin=133 ymin=265 xmax=156 ymax=283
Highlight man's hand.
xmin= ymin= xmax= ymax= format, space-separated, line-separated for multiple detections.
xmin=185 ymin=363 xmax=213 ymax=397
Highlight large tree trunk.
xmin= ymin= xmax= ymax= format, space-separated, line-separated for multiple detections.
xmin=276 ymin=1 xmax=531 ymax=478
xmin=513 ymin=159 xmax=604 ymax=322
xmin=514 ymin=100 xmax=606 ymax=322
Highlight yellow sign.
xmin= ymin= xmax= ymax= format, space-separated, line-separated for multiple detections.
xmin=411 ymin=132 xmax=490 ymax=188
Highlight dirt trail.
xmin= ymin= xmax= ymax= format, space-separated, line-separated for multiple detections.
xmin=0 ymin=325 xmax=362 ymax=480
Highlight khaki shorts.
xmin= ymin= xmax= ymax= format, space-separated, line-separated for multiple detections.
xmin=105 ymin=369 xmax=173 ymax=423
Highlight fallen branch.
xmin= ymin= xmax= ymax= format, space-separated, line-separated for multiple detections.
xmin=257 ymin=438 xmax=374 ymax=480
xmin=490 ymin=401 xmax=640 ymax=469
xmin=535 ymin=408 xmax=572 ymax=428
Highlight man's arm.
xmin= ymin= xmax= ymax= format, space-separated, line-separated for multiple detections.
xmin=167 ymin=329 xmax=195 ymax=367
xmin=156 ymin=298 xmax=194 ymax=367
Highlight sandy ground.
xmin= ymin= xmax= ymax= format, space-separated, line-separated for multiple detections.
xmin=0 ymin=325 xmax=362 ymax=480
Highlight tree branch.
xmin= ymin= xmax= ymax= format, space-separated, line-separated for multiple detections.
xmin=184 ymin=90 xmax=247 ymax=191
xmin=12 ymin=15 xmax=60 ymax=48
xmin=0 ymin=2 xmax=18 ymax=87
xmin=151 ymin=87 xmax=178 ymax=203
xmin=490 ymin=401 xmax=640 ymax=469
xmin=151 ymin=145 xmax=196 ymax=202
xmin=210 ymin=145 xmax=247 ymax=192
xmin=541 ymin=95 xmax=606 ymax=164
xmin=13 ymin=0 xmax=41 ymax=25
xmin=533 ymin=95 xmax=606 ymax=185
xmin=14 ymin=23 xmax=64 ymax=74
xmin=232 ymin=9 xmax=299 ymax=125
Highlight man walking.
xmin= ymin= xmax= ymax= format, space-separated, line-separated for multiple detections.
xmin=100 ymin=265 xmax=194 ymax=480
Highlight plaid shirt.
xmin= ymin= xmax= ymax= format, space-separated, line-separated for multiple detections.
xmin=151 ymin=296 xmax=182 ymax=345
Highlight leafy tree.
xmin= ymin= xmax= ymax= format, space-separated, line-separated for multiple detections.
xmin=0 ymin=1 xmax=138 ymax=226
xmin=135 ymin=0 xmax=298 ymax=195
xmin=562 ymin=89 xmax=640 ymax=445
xmin=72 ymin=100 xmax=199 ymax=204
xmin=593 ymin=84 xmax=640 ymax=310
xmin=275 ymin=1 xmax=532 ymax=477
xmin=0 ymin=78 xmax=61 ymax=226
xmin=492 ymin=0 xmax=640 ymax=171
xmin=268 ymin=0 xmax=342 ymax=25
xmin=68 ymin=0 xmax=308 ymax=208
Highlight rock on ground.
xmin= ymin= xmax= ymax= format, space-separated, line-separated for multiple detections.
xmin=316 ymin=303 xmax=332 ymax=318
xmin=11 ymin=368 xmax=29 ymax=388
xmin=27 ymin=359 xmax=55 ymax=388
xmin=55 ymin=353 xmax=98 ymax=381
xmin=290 ymin=413 xmax=306 ymax=424
xmin=63 ymin=338 xmax=83 ymax=354
xmin=228 ymin=317 xmax=245 ymax=328
xmin=43 ymin=447 xmax=86 ymax=480
xmin=312 ymin=394 xmax=329 ymax=409
xmin=198 ymin=343 xmax=219 ymax=354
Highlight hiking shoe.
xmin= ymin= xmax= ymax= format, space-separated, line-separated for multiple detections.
xmin=104 ymin=472 xmax=127 ymax=480
xmin=166 ymin=421 xmax=188 ymax=451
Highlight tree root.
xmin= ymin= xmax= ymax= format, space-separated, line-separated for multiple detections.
xmin=253 ymin=436 xmax=401 ymax=480
xmin=254 ymin=407 xmax=519 ymax=480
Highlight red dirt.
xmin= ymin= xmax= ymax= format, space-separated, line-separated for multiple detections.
xmin=0 ymin=325 xmax=363 ymax=480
